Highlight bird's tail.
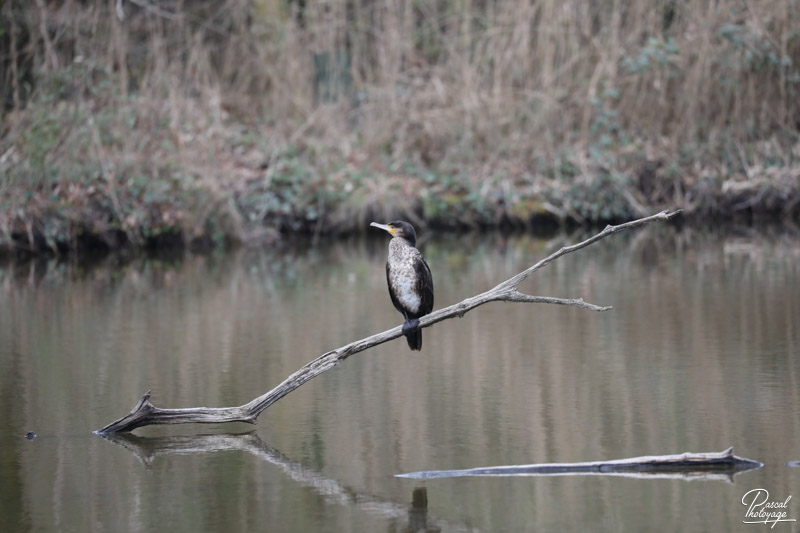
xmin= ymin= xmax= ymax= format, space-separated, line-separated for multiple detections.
xmin=405 ymin=328 xmax=422 ymax=351
xmin=402 ymin=319 xmax=422 ymax=351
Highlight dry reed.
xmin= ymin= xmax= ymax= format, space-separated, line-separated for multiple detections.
xmin=1 ymin=0 xmax=799 ymax=251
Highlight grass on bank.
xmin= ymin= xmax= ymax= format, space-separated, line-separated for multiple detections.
xmin=1 ymin=0 xmax=799 ymax=253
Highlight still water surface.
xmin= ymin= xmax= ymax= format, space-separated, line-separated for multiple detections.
xmin=1 ymin=225 xmax=800 ymax=532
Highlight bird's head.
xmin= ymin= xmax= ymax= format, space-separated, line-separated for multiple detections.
xmin=370 ymin=221 xmax=417 ymax=246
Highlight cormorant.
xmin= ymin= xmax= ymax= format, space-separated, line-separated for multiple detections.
xmin=370 ymin=221 xmax=434 ymax=351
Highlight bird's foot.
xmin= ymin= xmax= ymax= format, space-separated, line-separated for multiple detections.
xmin=402 ymin=318 xmax=420 ymax=335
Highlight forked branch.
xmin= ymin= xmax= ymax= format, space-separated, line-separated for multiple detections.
xmin=96 ymin=209 xmax=681 ymax=434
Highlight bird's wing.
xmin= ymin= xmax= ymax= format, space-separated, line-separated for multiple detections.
xmin=416 ymin=256 xmax=434 ymax=316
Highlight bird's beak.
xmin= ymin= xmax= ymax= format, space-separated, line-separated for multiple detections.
xmin=370 ymin=222 xmax=395 ymax=235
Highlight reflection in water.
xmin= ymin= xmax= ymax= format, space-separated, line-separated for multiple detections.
xmin=2 ymin=224 xmax=800 ymax=531
xmin=98 ymin=432 xmax=461 ymax=532
xmin=409 ymin=487 xmax=439 ymax=533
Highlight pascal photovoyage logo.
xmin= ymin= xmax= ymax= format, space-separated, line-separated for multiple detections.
xmin=742 ymin=489 xmax=797 ymax=528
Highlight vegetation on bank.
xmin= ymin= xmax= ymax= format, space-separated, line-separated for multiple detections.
xmin=1 ymin=0 xmax=799 ymax=254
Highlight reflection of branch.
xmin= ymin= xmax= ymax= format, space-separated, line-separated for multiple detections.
xmin=96 ymin=210 xmax=681 ymax=434
xmin=98 ymin=432 xmax=467 ymax=532
xmin=397 ymin=448 xmax=762 ymax=482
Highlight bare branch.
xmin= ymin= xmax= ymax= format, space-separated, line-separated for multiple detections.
xmin=116 ymin=0 xmax=179 ymax=21
xmin=96 ymin=210 xmax=681 ymax=434
xmin=496 ymin=209 xmax=682 ymax=291
xmin=396 ymin=447 xmax=762 ymax=481
xmin=500 ymin=290 xmax=612 ymax=311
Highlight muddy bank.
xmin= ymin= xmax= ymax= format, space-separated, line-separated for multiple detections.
xmin=1 ymin=160 xmax=797 ymax=257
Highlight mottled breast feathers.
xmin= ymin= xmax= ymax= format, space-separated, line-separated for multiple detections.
xmin=385 ymin=238 xmax=434 ymax=319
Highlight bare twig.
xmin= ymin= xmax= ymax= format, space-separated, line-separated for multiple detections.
xmin=34 ymin=0 xmax=59 ymax=71
xmin=5 ymin=1 xmax=21 ymax=111
xmin=95 ymin=210 xmax=681 ymax=434
xmin=116 ymin=0 xmax=178 ymax=21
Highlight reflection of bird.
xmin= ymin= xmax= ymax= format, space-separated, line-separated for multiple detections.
xmin=370 ymin=221 xmax=434 ymax=351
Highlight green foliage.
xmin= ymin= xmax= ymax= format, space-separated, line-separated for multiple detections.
xmin=715 ymin=22 xmax=800 ymax=101
xmin=19 ymin=104 xmax=65 ymax=182
xmin=622 ymin=38 xmax=680 ymax=75
xmin=235 ymin=147 xmax=348 ymax=230
xmin=587 ymin=88 xmax=629 ymax=169
xmin=717 ymin=24 xmax=795 ymax=73
xmin=550 ymin=170 xmax=637 ymax=222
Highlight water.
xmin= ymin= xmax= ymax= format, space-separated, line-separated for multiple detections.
xmin=1 ymin=224 xmax=799 ymax=532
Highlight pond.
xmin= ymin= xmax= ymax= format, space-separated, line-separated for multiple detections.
xmin=1 ymin=223 xmax=799 ymax=532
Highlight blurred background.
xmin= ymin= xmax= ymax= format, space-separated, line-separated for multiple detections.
xmin=1 ymin=0 xmax=798 ymax=254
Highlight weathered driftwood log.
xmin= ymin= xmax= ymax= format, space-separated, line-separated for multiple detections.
xmin=96 ymin=209 xmax=681 ymax=435
xmin=397 ymin=448 xmax=763 ymax=481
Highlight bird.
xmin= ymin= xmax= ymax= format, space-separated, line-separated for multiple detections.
xmin=370 ymin=221 xmax=434 ymax=351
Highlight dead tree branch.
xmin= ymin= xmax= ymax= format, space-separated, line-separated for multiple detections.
xmin=396 ymin=447 xmax=763 ymax=481
xmin=96 ymin=209 xmax=681 ymax=434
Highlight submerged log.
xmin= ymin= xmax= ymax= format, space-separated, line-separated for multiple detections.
xmin=396 ymin=448 xmax=763 ymax=481
xmin=96 ymin=210 xmax=681 ymax=435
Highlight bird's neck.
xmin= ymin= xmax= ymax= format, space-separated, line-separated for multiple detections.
xmin=391 ymin=236 xmax=416 ymax=248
